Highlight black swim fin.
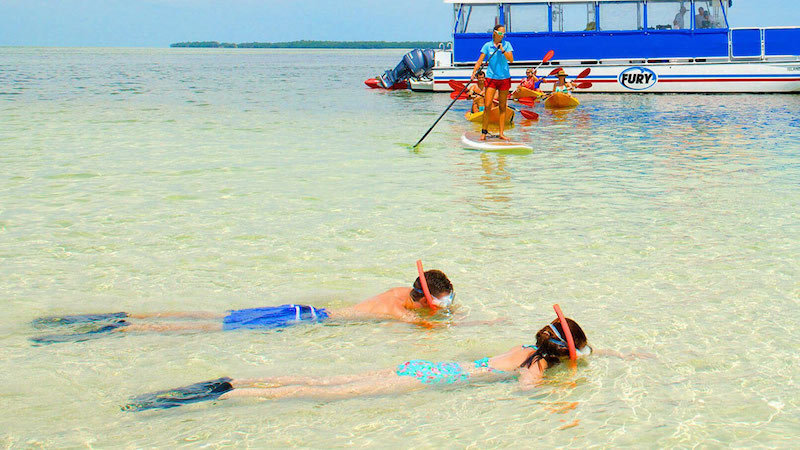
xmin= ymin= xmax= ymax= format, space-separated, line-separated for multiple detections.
xmin=123 ymin=377 xmax=234 ymax=411
xmin=29 ymin=320 xmax=129 ymax=345
xmin=31 ymin=312 xmax=129 ymax=328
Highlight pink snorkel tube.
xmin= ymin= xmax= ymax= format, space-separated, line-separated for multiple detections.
xmin=553 ymin=304 xmax=577 ymax=361
xmin=415 ymin=260 xmax=438 ymax=312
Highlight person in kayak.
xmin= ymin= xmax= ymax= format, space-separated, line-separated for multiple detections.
xmin=30 ymin=264 xmax=455 ymax=344
xmin=467 ymin=70 xmax=500 ymax=114
xmin=551 ymin=69 xmax=577 ymax=95
xmin=467 ymin=70 xmax=486 ymax=113
xmin=512 ymin=68 xmax=542 ymax=99
xmin=520 ymin=68 xmax=542 ymax=91
xmin=124 ymin=309 xmax=591 ymax=411
xmin=471 ymin=24 xmax=514 ymax=141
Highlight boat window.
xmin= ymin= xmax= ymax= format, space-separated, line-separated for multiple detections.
xmin=456 ymin=5 xmax=499 ymax=33
xmin=552 ymin=2 xmax=596 ymax=32
xmin=647 ymin=0 xmax=689 ymax=30
xmin=599 ymin=2 xmax=643 ymax=31
xmin=505 ymin=4 xmax=548 ymax=33
xmin=694 ymin=0 xmax=727 ymax=29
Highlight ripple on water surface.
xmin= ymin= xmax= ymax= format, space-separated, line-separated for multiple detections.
xmin=0 ymin=47 xmax=798 ymax=447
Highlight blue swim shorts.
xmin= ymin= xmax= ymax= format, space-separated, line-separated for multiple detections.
xmin=222 ymin=305 xmax=329 ymax=331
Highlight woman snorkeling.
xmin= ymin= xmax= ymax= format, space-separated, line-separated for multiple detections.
xmin=125 ymin=305 xmax=589 ymax=411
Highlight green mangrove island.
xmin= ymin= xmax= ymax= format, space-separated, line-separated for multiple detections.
xmin=170 ymin=40 xmax=446 ymax=49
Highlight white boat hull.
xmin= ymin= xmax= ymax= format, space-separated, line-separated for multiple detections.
xmin=432 ymin=61 xmax=800 ymax=93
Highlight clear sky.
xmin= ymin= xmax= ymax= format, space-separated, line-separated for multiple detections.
xmin=1 ymin=0 xmax=799 ymax=47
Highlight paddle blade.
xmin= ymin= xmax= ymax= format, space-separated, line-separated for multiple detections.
xmin=448 ymin=80 xmax=467 ymax=91
xmin=516 ymin=97 xmax=537 ymax=106
xmin=575 ymin=68 xmax=591 ymax=80
xmin=576 ymin=82 xmax=593 ymax=89
xmin=450 ymin=91 xmax=470 ymax=100
xmin=519 ymin=109 xmax=539 ymax=120
xmin=542 ymin=50 xmax=555 ymax=64
xmin=548 ymin=67 xmax=563 ymax=76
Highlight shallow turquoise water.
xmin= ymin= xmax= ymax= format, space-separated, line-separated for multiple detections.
xmin=1 ymin=47 xmax=799 ymax=447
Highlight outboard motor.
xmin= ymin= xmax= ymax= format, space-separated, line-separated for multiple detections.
xmin=377 ymin=48 xmax=436 ymax=89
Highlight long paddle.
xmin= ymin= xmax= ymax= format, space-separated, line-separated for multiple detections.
xmin=412 ymin=44 xmax=505 ymax=148
xmin=533 ymin=50 xmax=555 ymax=73
xmin=449 ymin=80 xmax=538 ymax=120
xmin=574 ymin=68 xmax=591 ymax=81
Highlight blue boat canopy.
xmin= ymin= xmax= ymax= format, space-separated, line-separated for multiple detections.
xmin=443 ymin=0 xmax=773 ymax=63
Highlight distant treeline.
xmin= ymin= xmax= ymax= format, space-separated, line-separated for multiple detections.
xmin=170 ymin=40 xmax=446 ymax=49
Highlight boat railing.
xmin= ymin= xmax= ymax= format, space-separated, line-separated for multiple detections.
xmin=451 ymin=26 xmax=800 ymax=65
xmin=730 ymin=26 xmax=800 ymax=61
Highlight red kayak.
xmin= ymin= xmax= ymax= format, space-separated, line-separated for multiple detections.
xmin=364 ymin=78 xmax=407 ymax=90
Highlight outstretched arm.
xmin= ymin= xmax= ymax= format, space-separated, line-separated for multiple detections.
xmin=472 ymin=53 xmax=486 ymax=78
xmin=592 ymin=349 xmax=655 ymax=360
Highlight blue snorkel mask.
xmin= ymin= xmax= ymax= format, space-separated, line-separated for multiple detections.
xmin=548 ymin=323 xmax=592 ymax=357
xmin=413 ymin=287 xmax=455 ymax=309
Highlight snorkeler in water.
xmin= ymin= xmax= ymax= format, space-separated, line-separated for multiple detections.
xmin=124 ymin=305 xmax=589 ymax=411
xmin=30 ymin=261 xmax=454 ymax=344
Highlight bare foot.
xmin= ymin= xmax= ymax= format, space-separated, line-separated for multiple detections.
xmin=497 ymin=134 xmax=510 ymax=141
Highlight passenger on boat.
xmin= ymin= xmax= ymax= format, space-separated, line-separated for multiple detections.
xmin=124 ymin=313 xmax=593 ymax=410
xmin=695 ymin=7 xmax=711 ymax=29
xmin=471 ymin=24 xmax=514 ymax=141
xmin=30 ymin=267 xmax=458 ymax=344
xmin=552 ymin=69 xmax=576 ymax=95
xmin=673 ymin=4 xmax=688 ymax=29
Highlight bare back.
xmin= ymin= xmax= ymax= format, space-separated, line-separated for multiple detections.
xmin=328 ymin=287 xmax=421 ymax=322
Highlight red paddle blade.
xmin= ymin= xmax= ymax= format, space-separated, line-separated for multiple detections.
xmin=548 ymin=67 xmax=563 ymax=76
xmin=516 ymin=97 xmax=537 ymax=106
xmin=448 ymin=80 xmax=467 ymax=91
xmin=542 ymin=50 xmax=555 ymax=63
xmin=450 ymin=91 xmax=470 ymax=100
xmin=519 ymin=109 xmax=539 ymax=120
xmin=575 ymin=68 xmax=591 ymax=80
xmin=576 ymin=82 xmax=593 ymax=89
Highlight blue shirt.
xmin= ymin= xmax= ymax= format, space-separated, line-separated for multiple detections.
xmin=481 ymin=40 xmax=514 ymax=80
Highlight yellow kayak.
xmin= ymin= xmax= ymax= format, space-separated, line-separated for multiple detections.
xmin=465 ymin=108 xmax=514 ymax=125
xmin=544 ymin=92 xmax=579 ymax=109
xmin=512 ymin=86 xmax=545 ymax=99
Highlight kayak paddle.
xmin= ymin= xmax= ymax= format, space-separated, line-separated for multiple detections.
xmin=574 ymin=68 xmax=591 ymax=81
xmin=449 ymin=80 xmax=538 ymax=120
xmin=413 ymin=45 xmax=505 ymax=148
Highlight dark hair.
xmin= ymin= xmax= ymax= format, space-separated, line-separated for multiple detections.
xmin=493 ymin=24 xmax=505 ymax=32
xmin=520 ymin=318 xmax=588 ymax=369
xmin=476 ymin=69 xmax=485 ymax=77
xmin=411 ymin=270 xmax=453 ymax=303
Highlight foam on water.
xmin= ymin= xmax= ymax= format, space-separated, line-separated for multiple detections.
xmin=1 ymin=47 xmax=798 ymax=447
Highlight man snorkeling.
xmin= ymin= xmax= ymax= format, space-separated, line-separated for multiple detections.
xmin=30 ymin=261 xmax=454 ymax=344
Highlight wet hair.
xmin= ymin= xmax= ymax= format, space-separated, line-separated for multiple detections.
xmin=520 ymin=318 xmax=588 ymax=369
xmin=410 ymin=270 xmax=453 ymax=303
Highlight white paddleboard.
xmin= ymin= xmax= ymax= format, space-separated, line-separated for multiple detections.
xmin=461 ymin=132 xmax=533 ymax=153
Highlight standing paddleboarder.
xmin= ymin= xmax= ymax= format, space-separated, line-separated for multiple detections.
xmin=471 ymin=24 xmax=514 ymax=141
